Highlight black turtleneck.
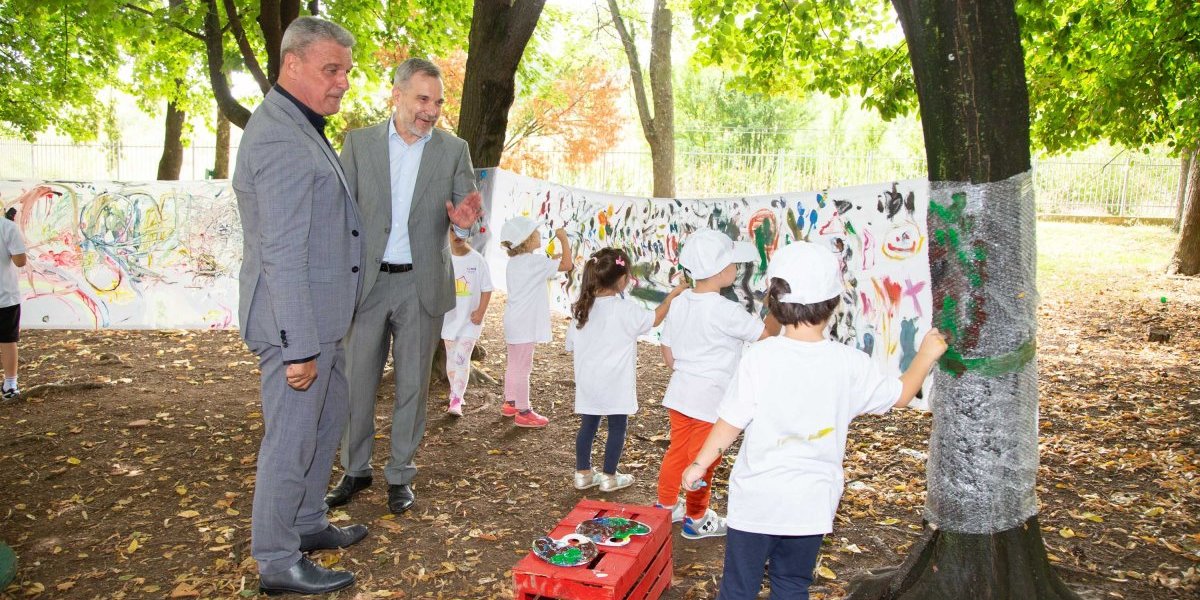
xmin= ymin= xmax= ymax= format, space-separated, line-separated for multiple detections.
xmin=274 ymin=84 xmax=330 ymax=146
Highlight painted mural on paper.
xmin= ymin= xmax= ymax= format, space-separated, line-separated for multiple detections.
xmin=0 ymin=181 xmax=241 ymax=329
xmin=479 ymin=168 xmax=933 ymax=379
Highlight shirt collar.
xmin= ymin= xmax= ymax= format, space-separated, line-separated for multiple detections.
xmin=389 ymin=115 xmax=433 ymax=147
xmin=274 ymin=84 xmax=327 ymax=135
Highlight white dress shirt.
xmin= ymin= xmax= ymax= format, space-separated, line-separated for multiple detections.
xmin=382 ymin=117 xmax=432 ymax=264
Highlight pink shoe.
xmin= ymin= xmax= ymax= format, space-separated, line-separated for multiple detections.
xmin=501 ymin=402 xmax=519 ymax=417
xmin=514 ymin=409 xmax=549 ymax=428
xmin=447 ymin=399 xmax=463 ymax=417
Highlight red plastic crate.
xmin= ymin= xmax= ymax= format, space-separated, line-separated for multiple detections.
xmin=513 ymin=499 xmax=673 ymax=600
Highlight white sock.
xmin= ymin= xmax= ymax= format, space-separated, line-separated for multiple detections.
xmin=4 ymin=376 xmax=16 ymax=390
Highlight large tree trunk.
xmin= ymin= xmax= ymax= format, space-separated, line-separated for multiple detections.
xmin=456 ymin=0 xmax=547 ymax=168
xmin=848 ymin=1 xmax=1079 ymax=598
xmin=156 ymin=99 xmax=185 ymax=180
xmin=608 ymin=0 xmax=675 ymax=198
xmin=1169 ymin=152 xmax=1200 ymax=275
xmin=213 ymin=106 xmax=231 ymax=179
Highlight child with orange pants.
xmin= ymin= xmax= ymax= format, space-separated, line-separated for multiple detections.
xmin=655 ymin=229 xmax=778 ymax=538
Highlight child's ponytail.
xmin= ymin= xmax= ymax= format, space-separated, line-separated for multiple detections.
xmin=571 ymin=247 xmax=631 ymax=328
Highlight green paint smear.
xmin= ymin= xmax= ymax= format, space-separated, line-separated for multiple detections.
xmin=629 ymin=286 xmax=666 ymax=303
xmin=939 ymin=337 xmax=1037 ymax=378
xmin=930 ymin=192 xmax=1033 ymax=378
xmin=549 ymin=547 xmax=583 ymax=566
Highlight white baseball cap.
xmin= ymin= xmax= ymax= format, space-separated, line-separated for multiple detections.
xmin=678 ymin=228 xmax=759 ymax=280
xmin=500 ymin=216 xmax=540 ymax=247
xmin=766 ymin=241 xmax=844 ymax=304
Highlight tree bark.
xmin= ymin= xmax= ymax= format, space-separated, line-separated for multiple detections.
xmin=258 ymin=0 xmax=301 ymax=85
xmin=1168 ymin=152 xmax=1200 ymax=276
xmin=456 ymin=0 xmax=547 ymax=168
xmin=213 ymin=105 xmax=231 ymax=179
xmin=156 ymin=99 xmax=185 ymax=180
xmin=203 ymin=0 xmax=252 ymax=128
xmin=1173 ymin=148 xmax=1194 ymax=232
xmin=848 ymin=1 xmax=1078 ymax=598
xmin=608 ymin=0 xmax=675 ymax=198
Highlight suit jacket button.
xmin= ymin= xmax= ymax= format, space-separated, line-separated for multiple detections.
xmin=352 ymin=266 xmax=359 ymax=273
xmin=352 ymin=230 xmax=359 ymax=236
xmin=384 ymin=227 xmax=390 ymax=233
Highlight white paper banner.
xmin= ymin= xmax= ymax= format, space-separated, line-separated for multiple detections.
xmin=478 ymin=168 xmax=933 ymax=382
xmin=1 ymin=181 xmax=241 ymax=329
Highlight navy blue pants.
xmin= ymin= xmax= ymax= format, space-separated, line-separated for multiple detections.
xmin=575 ymin=414 xmax=628 ymax=474
xmin=718 ymin=527 xmax=824 ymax=599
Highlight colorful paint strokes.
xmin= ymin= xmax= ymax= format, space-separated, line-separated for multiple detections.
xmin=1 ymin=180 xmax=240 ymax=329
xmin=575 ymin=517 xmax=652 ymax=547
xmin=531 ymin=533 xmax=599 ymax=567
xmin=480 ymin=169 xmax=934 ymax=392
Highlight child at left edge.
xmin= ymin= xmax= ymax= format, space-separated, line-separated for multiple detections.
xmin=566 ymin=247 xmax=687 ymax=492
xmin=440 ymin=231 xmax=493 ymax=416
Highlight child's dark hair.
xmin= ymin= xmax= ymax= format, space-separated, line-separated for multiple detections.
xmin=572 ymin=247 xmax=631 ymax=328
xmin=766 ymin=277 xmax=840 ymax=326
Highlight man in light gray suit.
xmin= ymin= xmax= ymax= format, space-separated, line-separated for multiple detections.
xmin=325 ymin=58 xmax=483 ymax=514
xmin=234 ymin=16 xmax=369 ymax=596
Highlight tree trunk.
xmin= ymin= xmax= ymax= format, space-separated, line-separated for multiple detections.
xmin=456 ymin=0 xmax=547 ymax=168
xmin=156 ymin=99 xmax=185 ymax=180
xmin=213 ymin=106 xmax=231 ymax=179
xmin=848 ymin=1 xmax=1079 ymax=598
xmin=1174 ymin=148 xmax=1195 ymax=232
xmin=203 ymin=0 xmax=252 ymax=128
xmin=608 ymin=0 xmax=675 ymax=198
xmin=1168 ymin=152 xmax=1200 ymax=275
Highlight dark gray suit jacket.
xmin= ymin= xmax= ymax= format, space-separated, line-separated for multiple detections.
xmin=234 ymin=89 xmax=364 ymax=361
xmin=339 ymin=122 xmax=476 ymax=316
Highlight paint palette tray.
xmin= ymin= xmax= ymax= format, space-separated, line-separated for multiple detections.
xmin=513 ymin=500 xmax=672 ymax=600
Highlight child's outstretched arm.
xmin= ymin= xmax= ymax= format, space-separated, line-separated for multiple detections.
xmin=681 ymin=419 xmax=744 ymax=491
xmin=553 ymin=228 xmax=573 ymax=272
xmin=758 ymin=311 xmax=782 ymax=340
xmin=895 ymin=328 xmax=948 ymax=408
xmin=470 ymin=291 xmax=492 ymax=325
xmin=661 ymin=345 xmax=674 ymax=369
xmin=652 ymin=282 xmax=689 ymax=327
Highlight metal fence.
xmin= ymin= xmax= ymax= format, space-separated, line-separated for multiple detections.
xmin=0 ymin=140 xmax=1182 ymax=219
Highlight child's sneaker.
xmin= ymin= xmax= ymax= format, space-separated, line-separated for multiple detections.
xmin=599 ymin=472 xmax=634 ymax=492
xmin=573 ymin=470 xmax=601 ymax=490
xmin=1 ymin=386 xmax=18 ymax=402
xmin=681 ymin=508 xmax=728 ymax=539
xmin=514 ymin=409 xmax=549 ymax=428
xmin=446 ymin=399 xmax=463 ymax=417
xmin=501 ymin=401 xmax=519 ymax=417
xmin=655 ymin=498 xmax=686 ymax=523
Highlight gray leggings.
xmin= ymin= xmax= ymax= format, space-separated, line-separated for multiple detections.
xmin=575 ymin=414 xmax=628 ymax=474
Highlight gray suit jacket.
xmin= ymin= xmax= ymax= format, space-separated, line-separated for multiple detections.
xmin=340 ymin=122 xmax=476 ymax=316
xmin=234 ymin=88 xmax=364 ymax=362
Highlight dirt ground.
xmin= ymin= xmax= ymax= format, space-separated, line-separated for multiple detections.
xmin=2 ymin=227 xmax=1198 ymax=599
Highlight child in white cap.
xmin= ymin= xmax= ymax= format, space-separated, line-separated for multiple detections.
xmin=682 ymin=241 xmax=946 ymax=599
xmin=654 ymin=228 xmax=779 ymax=539
xmin=498 ymin=216 xmax=572 ymax=428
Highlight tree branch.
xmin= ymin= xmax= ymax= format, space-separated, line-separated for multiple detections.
xmin=607 ymin=0 xmax=655 ymax=143
xmin=203 ymin=0 xmax=251 ymax=128
xmin=121 ymin=2 xmax=204 ymax=41
xmin=223 ymin=0 xmax=269 ymax=93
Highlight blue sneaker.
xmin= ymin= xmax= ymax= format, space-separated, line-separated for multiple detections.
xmin=681 ymin=508 xmax=727 ymax=540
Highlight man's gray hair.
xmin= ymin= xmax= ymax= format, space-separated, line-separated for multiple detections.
xmin=393 ymin=58 xmax=442 ymax=87
xmin=280 ymin=16 xmax=355 ymax=59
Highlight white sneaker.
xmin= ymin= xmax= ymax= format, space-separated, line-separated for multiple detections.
xmin=681 ymin=508 xmax=728 ymax=539
xmin=599 ymin=472 xmax=634 ymax=492
xmin=655 ymin=498 xmax=685 ymax=523
xmin=574 ymin=470 xmax=601 ymax=490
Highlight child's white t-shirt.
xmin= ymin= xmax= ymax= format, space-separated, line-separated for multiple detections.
xmin=718 ymin=336 xmax=902 ymax=536
xmin=503 ymin=253 xmax=560 ymax=344
xmin=0 ymin=219 xmax=27 ymax=309
xmin=660 ymin=290 xmax=765 ymax=422
xmin=565 ymin=296 xmax=655 ymax=415
xmin=441 ymin=249 xmax=494 ymax=341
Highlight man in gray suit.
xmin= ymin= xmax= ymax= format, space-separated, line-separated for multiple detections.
xmin=325 ymin=57 xmax=483 ymax=514
xmin=234 ymin=16 xmax=369 ymax=596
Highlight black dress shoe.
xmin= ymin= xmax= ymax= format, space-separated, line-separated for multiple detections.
xmin=299 ymin=523 xmax=368 ymax=552
xmin=324 ymin=474 xmax=372 ymax=508
xmin=259 ymin=556 xmax=355 ymax=595
xmin=387 ymin=483 xmax=415 ymax=514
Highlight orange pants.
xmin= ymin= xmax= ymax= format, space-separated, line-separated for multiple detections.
xmin=656 ymin=409 xmax=719 ymax=519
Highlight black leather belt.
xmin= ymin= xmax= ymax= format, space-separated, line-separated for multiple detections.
xmin=380 ymin=262 xmax=413 ymax=273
